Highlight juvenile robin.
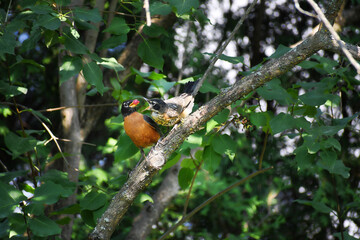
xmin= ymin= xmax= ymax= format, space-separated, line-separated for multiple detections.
xmin=144 ymin=80 xmax=198 ymax=126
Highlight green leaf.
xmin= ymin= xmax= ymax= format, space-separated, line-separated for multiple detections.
xmin=148 ymin=79 xmax=175 ymax=96
xmin=4 ymin=132 xmax=37 ymax=158
xmin=178 ymin=168 xmax=194 ymax=189
xmin=311 ymin=201 xmax=333 ymax=214
xmin=83 ymin=61 xmax=104 ymax=95
xmin=150 ymin=2 xmax=172 ymax=16
xmin=181 ymin=158 xmax=196 ymax=169
xmin=43 ymin=30 xmax=59 ymax=48
xmin=28 ymin=215 xmax=61 ymax=237
xmin=80 ymin=191 xmax=107 ymax=211
xmin=168 ymin=0 xmax=200 ymax=15
xmin=73 ymin=7 xmax=102 ymax=22
xmin=180 ymin=134 xmax=203 ymax=151
xmin=149 ymin=72 xmax=167 ymax=80
xmin=115 ymin=134 xmax=139 ymax=161
xmin=25 ymin=203 xmax=45 ymax=216
xmin=257 ymin=79 xmax=294 ymax=105
xmin=321 ymin=138 xmax=341 ymax=151
xmin=32 ymin=181 xmax=63 ymax=204
xmin=59 ymin=56 xmax=82 ymax=85
xmin=318 ymin=150 xmax=350 ymax=178
xmin=85 ymin=168 xmax=109 ymax=186
xmin=0 ymin=31 xmax=17 ymax=55
xmin=160 ymin=153 xmax=181 ymax=174
xmin=37 ymin=14 xmax=61 ymax=30
xmin=269 ymin=44 xmax=291 ymax=58
xmin=28 ymin=5 xmax=53 ymax=14
xmin=299 ymin=90 xmax=332 ymax=106
xmin=138 ymin=39 xmax=164 ymax=70
xmin=295 ymin=200 xmax=333 ymax=214
xmin=199 ymin=81 xmax=220 ymax=93
xmin=203 ymin=145 xmax=221 ymax=173
xmin=63 ymin=32 xmax=88 ymax=54
xmin=139 ymin=193 xmax=154 ymax=203
xmin=51 ymin=204 xmax=81 ymax=215
xmin=298 ymin=60 xmax=319 ymax=69
xmin=81 ymin=209 xmax=95 ymax=227
xmin=38 ymin=170 xmax=76 ymax=198
xmin=294 ymin=146 xmax=314 ymax=171
xmin=204 ymin=52 xmax=244 ymax=64
xmin=0 ymin=182 xmax=26 ymax=218
xmin=0 ymin=81 xmax=28 ymax=99
xmin=143 ymin=24 xmax=168 ymax=37
xmin=21 ymin=27 xmax=41 ymax=51
xmin=103 ymin=17 xmax=130 ymax=35
xmin=99 ymin=35 xmax=127 ymax=50
xmin=0 ymin=170 xmax=27 ymax=183
xmin=333 ymin=231 xmax=358 ymax=240
xmin=249 ymin=111 xmax=271 ymax=131
xmin=206 ymin=109 xmax=230 ymax=133
xmin=269 ymin=113 xmax=295 ymax=134
xmin=99 ymin=57 xmax=125 ymax=71
xmin=212 ymin=134 xmax=236 ymax=161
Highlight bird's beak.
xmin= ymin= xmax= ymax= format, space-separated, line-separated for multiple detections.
xmin=129 ymin=99 xmax=140 ymax=108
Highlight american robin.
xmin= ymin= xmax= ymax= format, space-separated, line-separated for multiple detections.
xmin=121 ymin=99 xmax=162 ymax=159
xmin=144 ymin=80 xmax=198 ymax=126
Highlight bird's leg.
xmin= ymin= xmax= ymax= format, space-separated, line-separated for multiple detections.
xmin=134 ymin=148 xmax=145 ymax=169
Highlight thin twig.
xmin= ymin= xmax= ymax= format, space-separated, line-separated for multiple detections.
xmin=37 ymin=103 xmax=119 ymax=112
xmin=294 ymin=0 xmax=318 ymax=18
xmin=259 ymin=130 xmax=269 ymax=170
xmin=1 ymin=102 xmax=73 ymax=170
xmin=143 ymin=0 xmax=151 ymax=26
xmin=0 ymin=159 xmax=9 ymax=172
xmin=183 ymin=156 xmax=203 ymax=216
xmin=159 ymin=166 xmax=273 ymax=240
xmin=306 ymin=0 xmax=360 ymax=74
xmin=12 ymin=99 xmax=38 ymax=187
xmin=5 ymin=0 xmax=13 ymax=22
xmin=192 ymin=0 xmax=259 ymax=96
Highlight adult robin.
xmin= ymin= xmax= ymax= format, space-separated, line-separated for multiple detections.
xmin=121 ymin=99 xmax=162 ymax=160
xmin=144 ymin=80 xmax=198 ymax=126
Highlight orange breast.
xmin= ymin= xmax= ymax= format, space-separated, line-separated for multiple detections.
xmin=124 ymin=112 xmax=160 ymax=148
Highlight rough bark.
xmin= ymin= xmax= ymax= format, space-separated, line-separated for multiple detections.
xmin=57 ymin=74 xmax=82 ymax=239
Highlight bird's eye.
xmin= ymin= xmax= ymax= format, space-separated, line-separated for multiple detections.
xmin=153 ymin=104 xmax=160 ymax=111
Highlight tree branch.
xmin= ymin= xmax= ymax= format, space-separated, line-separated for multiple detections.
xmin=89 ymin=28 xmax=328 ymax=240
xmin=193 ymin=0 xmax=259 ymax=96
xmin=307 ymin=0 xmax=360 ymax=74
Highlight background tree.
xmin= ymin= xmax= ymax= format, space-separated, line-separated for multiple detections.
xmin=0 ymin=0 xmax=359 ymax=240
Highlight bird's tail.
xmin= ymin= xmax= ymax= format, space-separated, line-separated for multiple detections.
xmin=183 ymin=80 xmax=199 ymax=95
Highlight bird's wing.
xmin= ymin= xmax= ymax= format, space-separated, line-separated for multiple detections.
xmin=143 ymin=114 xmax=163 ymax=136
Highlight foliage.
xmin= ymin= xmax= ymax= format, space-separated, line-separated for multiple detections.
xmin=0 ymin=0 xmax=360 ymax=239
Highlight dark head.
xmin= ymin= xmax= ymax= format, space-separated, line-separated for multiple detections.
xmin=143 ymin=98 xmax=167 ymax=114
xmin=121 ymin=99 xmax=140 ymax=117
